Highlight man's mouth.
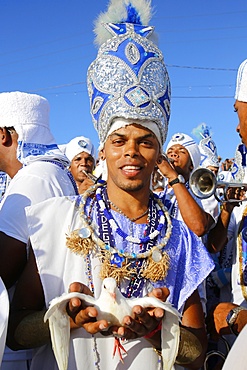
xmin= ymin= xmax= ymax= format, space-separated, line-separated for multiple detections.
xmin=121 ymin=165 xmax=142 ymax=176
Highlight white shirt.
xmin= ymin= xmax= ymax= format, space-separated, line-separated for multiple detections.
xmin=0 ymin=161 xmax=76 ymax=243
xmin=227 ymin=203 xmax=247 ymax=306
xmin=0 ymin=160 xmax=76 ymax=366
xmin=0 ymin=278 xmax=9 ymax=366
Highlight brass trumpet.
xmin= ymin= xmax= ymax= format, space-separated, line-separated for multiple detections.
xmin=189 ymin=168 xmax=247 ymax=202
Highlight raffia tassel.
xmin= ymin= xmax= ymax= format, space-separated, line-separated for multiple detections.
xmin=142 ymin=253 xmax=170 ymax=282
xmin=100 ymin=258 xmax=134 ymax=285
xmin=66 ymin=230 xmax=95 ymax=256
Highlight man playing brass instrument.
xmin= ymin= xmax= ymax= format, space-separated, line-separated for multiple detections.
xmin=207 ymin=60 xmax=247 ymax=367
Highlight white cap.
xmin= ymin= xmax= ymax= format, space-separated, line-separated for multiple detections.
xmin=166 ymin=133 xmax=201 ymax=169
xmin=65 ymin=136 xmax=96 ymax=162
xmin=0 ymin=91 xmax=55 ymax=145
xmin=235 ymin=59 xmax=247 ymax=102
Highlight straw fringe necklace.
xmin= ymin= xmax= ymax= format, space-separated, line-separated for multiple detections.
xmin=66 ymin=183 xmax=173 ymax=285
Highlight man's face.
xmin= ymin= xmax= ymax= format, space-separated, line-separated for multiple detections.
xmin=166 ymin=144 xmax=193 ymax=179
xmin=103 ymin=124 xmax=160 ymax=193
xmin=235 ymin=100 xmax=247 ymax=147
xmin=69 ymin=152 xmax=95 ymax=183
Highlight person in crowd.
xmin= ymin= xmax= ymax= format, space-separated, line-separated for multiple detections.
xmin=7 ymin=1 xmax=214 ymax=370
xmin=221 ymin=158 xmax=235 ymax=172
xmin=65 ymin=135 xmax=97 ymax=193
xmin=206 ymin=59 xmax=247 ymax=368
xmin=156 ymin=132 xmax=218 ymax=317
xmin=157 ymin=132 xmax=217 ymax=237
xmin=0 ymin=91 xmax=77 ymax=370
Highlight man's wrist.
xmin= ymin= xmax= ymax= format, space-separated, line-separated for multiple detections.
xmin=168 ymin=175 xmax=185 ymax=187
xmin=226 ymin=306 xmax=247 ymax=336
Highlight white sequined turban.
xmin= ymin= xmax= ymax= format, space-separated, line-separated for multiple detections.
xmin=87 ymin=0 xmax=171 ymax=147
xmin=235 ymin=59 xmax=247 ymax=103
xmin=199 ymin=136 xmax=219 ymax=168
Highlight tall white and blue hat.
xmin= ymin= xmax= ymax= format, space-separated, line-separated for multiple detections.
xmin=87 ymin=0 xmax=171 ymax=147
xmin=192 ymin=124 xmax=219 ymax=168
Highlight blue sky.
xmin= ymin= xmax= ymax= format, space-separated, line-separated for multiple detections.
xmin=1 ymin=0 xmax=247 ymax=161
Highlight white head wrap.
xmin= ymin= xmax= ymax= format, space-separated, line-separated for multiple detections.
xmin=65 ymin=136 xmax=96 ymax=163
xmin=166 ymin=133 xmax=201 ymax=169
xmin=0 ymin=91 xmax=68 ymax=166
xmin=105 ymin=118 xmax=162 ymax=148
xmin=235 ymin=59 xmax=247 ymax=102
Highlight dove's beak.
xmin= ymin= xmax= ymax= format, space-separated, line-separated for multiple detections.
xmin=110 ymin=292 xmax=116 ymax=301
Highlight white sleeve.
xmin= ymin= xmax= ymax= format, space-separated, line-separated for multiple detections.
xmin=0 ymin=278 xmax=9 ymax=366
xmin=0 ymin=173 xmax=62 ymax=243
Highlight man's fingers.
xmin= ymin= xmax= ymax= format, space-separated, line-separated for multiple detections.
xmin=73 ymin=306 xmax=98 ymax=325
xmin=83 ymin=319 xmax=109 ymax=335
xmin=148 ymin=287 xmax=170 ymax=301
xmin=69 ymin=281 xmax=93 ymax=296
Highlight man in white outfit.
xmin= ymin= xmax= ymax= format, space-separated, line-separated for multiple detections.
xmin=0 ymin=91 xmax=77 ymax=370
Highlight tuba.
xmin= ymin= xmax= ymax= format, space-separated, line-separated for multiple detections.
xmin=189 ymin=168 xmax=247 ymax=202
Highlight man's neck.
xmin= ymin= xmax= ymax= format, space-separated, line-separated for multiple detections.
xmin=106 ymin=183 xmax=151 ymax=219
xmin=3 ymin=159 xmax=22 ymax=179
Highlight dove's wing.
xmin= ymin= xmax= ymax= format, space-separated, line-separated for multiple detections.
xmin=44 ymin=292 xmax=95 ymax=370
xmin=129 ymin=296 xmax=181 ymax=370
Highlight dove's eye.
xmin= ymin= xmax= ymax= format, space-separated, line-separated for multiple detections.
xmin=103 ymin=284 xmax=106 ymax=289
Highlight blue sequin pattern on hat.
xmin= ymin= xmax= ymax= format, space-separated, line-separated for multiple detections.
xmin=87 ymin=21 xmax=170 ymax=145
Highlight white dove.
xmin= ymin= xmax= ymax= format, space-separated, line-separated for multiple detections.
xmin=44 ymin=277 xmax=181 ymax=370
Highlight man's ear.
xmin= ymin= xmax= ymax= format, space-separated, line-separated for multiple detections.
xmin=0 ymin=127 xmax=11 ymax=144
xmin=156 ymin=153 xmax=163 ymax=165
xmin=101 ymin=149 xmax=106 ymax=161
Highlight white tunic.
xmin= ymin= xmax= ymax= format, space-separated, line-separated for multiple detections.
xmin=25 ymin=194 xmax=214 ymax=370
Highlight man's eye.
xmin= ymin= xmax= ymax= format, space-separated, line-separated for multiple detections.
xmin=141 ymin=140 xmax=152 ymax=146
xmin=113 ymin=139 xmax=124 ymax=145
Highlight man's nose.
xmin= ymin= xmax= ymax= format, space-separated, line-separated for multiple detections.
xmin=124 ymin=141 xmax=139 ymax=157
xmin=169 ymin=151 xmax=178 ymax=157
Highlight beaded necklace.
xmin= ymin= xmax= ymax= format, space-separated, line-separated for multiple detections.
xmin=107 ymin=199 xmax=149 ymax=222
xmin=95 ymin=186 xmax=165 ymax=245
xmin=66 ymin=183 xmax=172 ymax=287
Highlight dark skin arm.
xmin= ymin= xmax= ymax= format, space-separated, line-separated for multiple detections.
xmin=157 ymin=158 xmax=214 ymax=237
xmin=0 ymin=232 xmax=27 ymax=289
xmin=206 ymin=302 xmax=247 ymax=344
xmin=7 ymin=247 xmax=48 ymax=350
xmin=176 ymin=289 xmax=207 ymax=369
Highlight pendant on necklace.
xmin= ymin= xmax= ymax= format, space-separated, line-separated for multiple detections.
xmin=110 ymin=253 xmax=125 ymax=268
xmin=78 ymin=227 xmax=91 ymax=239
xmin=151 ymin=247 xmax=162 ymax=262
